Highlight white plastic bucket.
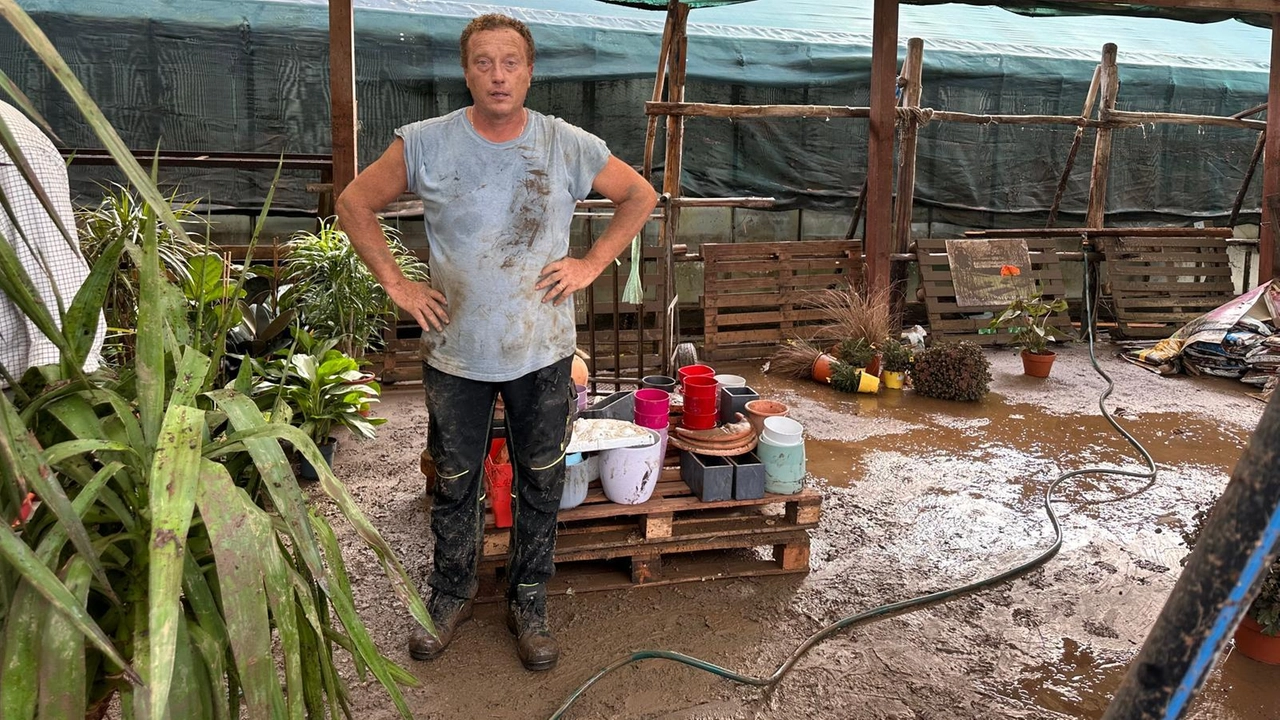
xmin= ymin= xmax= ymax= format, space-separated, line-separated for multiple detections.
xmin=599 ymin=428 xmax=663 ymax=505
xmin=561 ymin=452 xmax=597 ymax=510
xmin=762 ymin=416 xmax=804 ymax=446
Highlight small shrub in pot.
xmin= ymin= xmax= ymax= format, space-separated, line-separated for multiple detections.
xmin=911 ymin=341 xmax=992 ymax=401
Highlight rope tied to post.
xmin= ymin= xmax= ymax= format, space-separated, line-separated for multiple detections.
xmin=896 ymin=106 xmax=935 ymax=128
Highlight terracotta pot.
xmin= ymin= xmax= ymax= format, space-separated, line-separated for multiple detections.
xmin=1235 ymin=615 xmax=1280 ymax=664
xmin=882 ymin=370 xmax=905 ymax=389
xmin=864 ymin=352 xmax=882 ymax=378
xmin=745 ymin=399 xmax=789 ymax=437
xmin=1021 ymin=349 xmax=1056 ymax=378
xmin=810 ymin=353 xmax=838 ymax=384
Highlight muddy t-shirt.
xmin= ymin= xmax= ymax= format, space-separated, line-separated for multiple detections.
xmin=397 ymin=108 xmax=609 ymax=382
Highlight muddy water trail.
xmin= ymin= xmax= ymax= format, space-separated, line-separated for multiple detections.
xmin=334 ymin=345 xmax=1272 ymax=719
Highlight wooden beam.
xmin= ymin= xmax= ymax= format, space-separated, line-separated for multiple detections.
xmin=893 ymin=38 xmax=924 ymax=261
xmin=1087 ymin=44 xmax=1119 ymax=228
xmin=866 ymin=0 xmax=899 ymax=295
xmin=1043 ymin=0 xmax=1274 ymax=12
xmin=1264 ymin=13 xmax=1280 ymax=284
xmin=329 ymin=0 xmax=357 ymax=202
xmin=642 ymin=1 xmax=677 ymax=181
xmin=1048 ymin=64 xmax=1101 ymax=227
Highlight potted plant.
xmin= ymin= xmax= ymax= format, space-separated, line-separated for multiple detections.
xmin=879 ymin=338 xmax=912 ymax=390
xmin=830 ymin=361 xmax=879 ymax=394
xmin=911 ymin=341 xmax=992 ymax=402
xmin=837 ymin=337 xmax=877 ymax=373
xmin=281 ymin=217 xmax=429 ymax=357
xmin=768 ymin=338 xmax=838 ymax=384
xmin=255 ymin=334 xmax=387 ymax=479
xmin=1182 ymin=504 xmax=1280 ymax=664
xmin=988 ymin=288 xmax=1071 ymax=378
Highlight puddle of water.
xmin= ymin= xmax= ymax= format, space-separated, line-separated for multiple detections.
xmin=1012 ymin=637 xmax=1129 ymax=716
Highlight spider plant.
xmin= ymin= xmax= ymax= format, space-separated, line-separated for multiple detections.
xmin=0 ymin=4 xmax=434 ymax=719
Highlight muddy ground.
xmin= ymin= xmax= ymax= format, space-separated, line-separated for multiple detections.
xmin=319 ymin=343 xmax=1276 ymax=720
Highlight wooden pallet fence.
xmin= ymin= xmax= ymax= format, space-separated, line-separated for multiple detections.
xmin=702 ymin=240 xmax=863 ymax=362
xmin=915 ymin=237 xmax=1073 ymax=346
xmin=1101 ymin=234 xmax=1234 ymax=339
xmin=477 ymin=468 xmax=821 ymax=601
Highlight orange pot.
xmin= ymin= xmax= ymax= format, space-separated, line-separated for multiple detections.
xmin=1235 ymin=616 xmax=1280 ymax=665
xmin=811 ymin=353 xmax=838 ymax=384
xmin=1021 ymin=349 xmax=1056 ymax=378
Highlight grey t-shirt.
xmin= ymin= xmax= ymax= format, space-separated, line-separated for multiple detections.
xmin=397 ymin=108 xmax=610 ymax=382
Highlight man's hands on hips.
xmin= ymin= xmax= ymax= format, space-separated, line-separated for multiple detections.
xmin=537 ymin=256 xmax=605 ymax=306
xmin=388 ymin=279 xmax=450 ymax=331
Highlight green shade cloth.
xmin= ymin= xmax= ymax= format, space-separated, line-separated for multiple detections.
xmin=4 ymin=0 xmax=1268 ymax=226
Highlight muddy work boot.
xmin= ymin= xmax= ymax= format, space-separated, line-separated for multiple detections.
xmin=409 ymin=590 xmax=473 ymax=661
xmin=506 ymin=584 xmax=559 ymax=671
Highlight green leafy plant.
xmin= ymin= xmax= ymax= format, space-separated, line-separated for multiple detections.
xmin=880 ymin=338 xmax=912 ymax=373
xmin=836 ymin=337 xmax=876 ymax=368
xmin=911 ymin=341 xmax=992 ymax=401
xmin=0 ymin=6 xmax=433 ymax=717
xmin=988 ymin=288 xmax=1071 ymax=355
xmin=1182 ymin=503 xmax=1280 ymax=635
xmin=282 ymin=217 xmax=428 ymax=357
xmin=829 ymin=361 xmax=863 ymax=393
xmin=255 ymin=331 xmax=386 ymax=447
xmin=76 ymin=181 xmax=204 ymax=364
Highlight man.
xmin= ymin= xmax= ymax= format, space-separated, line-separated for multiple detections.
xmin=337 ymin=14 xmax=657 ymax=671
xmin=0 ymin=100 xmax=105 ymax=392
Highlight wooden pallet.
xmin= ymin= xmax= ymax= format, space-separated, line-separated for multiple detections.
xmin=915 ymin=236 xmax=1073 ymax=346
xmin=477 ymin=467 xmax=821 ymax=602
xmin=1101 ymin=234 xmax=1234 ymax=340
xmin=702 ymin=240 xmax=863 ymax=362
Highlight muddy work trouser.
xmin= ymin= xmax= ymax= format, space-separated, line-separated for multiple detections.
xmin=423 ymin=356 xmax=574 ymax=600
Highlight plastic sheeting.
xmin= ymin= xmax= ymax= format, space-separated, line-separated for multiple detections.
xmin=1 ymin=0 xmax=1270 ymax=223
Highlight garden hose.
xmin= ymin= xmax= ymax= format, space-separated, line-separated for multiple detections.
xmin=547 ymin=258 xmax=1159 ymax=720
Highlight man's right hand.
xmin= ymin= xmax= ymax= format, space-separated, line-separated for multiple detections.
xmin=388 ymin=279 xmax=449 ymax=332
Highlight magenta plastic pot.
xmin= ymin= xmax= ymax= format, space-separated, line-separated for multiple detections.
xmin=599 ymin=428 xmax=663 ymax=505
xmin=634 ymin=388 xmax=670 ymax=416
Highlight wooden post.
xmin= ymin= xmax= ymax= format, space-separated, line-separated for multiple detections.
xmin=643 ymin=1 xmax=678 ymax=181
xmin=893 ymin=38 xmax=923 ymax=257
xmin=1047 ymin=64 xmax=1101 ymax=227
xmin=1230 ymin=131 xmax=1265 ymax=228
xmin=661 ymin=3 xmax=690 ymax=207
xmin=1262 ymin=14 xmax=1280 ymax=283
xmin=1086 ymin=44 xmax=1119 ymax=229
xmin=891 ymin=37 xmax=923 ymax=325
xmin=866 ymin=0 xmax=899 ymax=294
xmin=329 ymin=0 xmax=358 ymax=202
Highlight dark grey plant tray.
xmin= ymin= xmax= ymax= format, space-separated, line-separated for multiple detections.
xmin=579 ymin=391 xmax=634 ymax=421
xmin=680 ymin=449 xmax=734 ymax=502
xmin=719 ymin=386 xmax=760 ymax=425
xmin=729 ymin=451 xmax=766 ymax=500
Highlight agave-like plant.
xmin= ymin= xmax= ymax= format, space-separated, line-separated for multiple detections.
xmin=0 ymin=3 xmax=434 ymax=719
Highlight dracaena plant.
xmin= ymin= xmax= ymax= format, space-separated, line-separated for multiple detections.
xmin=0 ymin=4 xmax=434 ymax=719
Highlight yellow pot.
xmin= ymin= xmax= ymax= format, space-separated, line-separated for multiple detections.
xmin=857 ymin=371 xmax=880 ymax=394
xmin=881 ymin=370 xmax=904 ymax=390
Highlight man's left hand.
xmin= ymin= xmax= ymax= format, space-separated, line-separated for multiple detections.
xmin=537 ymin=256 xmax=603 ymax=306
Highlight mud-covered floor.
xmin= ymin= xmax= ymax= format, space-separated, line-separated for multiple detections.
xmin=320 ymin=344 xmax=1277 ymax=719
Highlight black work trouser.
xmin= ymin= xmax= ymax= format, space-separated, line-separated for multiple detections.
xmin=422 ymin=356 xmax=574 ymax=600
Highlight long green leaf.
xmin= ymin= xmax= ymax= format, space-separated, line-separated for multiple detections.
xmin=0 ymin=392 xmax=117 ymax=602
xmin=186 ymin=621 xmax=231 ymax=720
xmin=0 ymin=522 xmax=137 ymax=684
xmin=146 ymin=403 xmax=204 ymax=720
xmin=134 ymin=199 xmax=164 ymax=455
xmin=0 ymin=1 xmax=189 ymax=243
xmin=194 ymin=459 xmax=285 ymax=720
xmin=63 ymin=235 xmax=122 ymax=367
xmin=165 ymin=617 xmax=214 ymax=719
xmin=33 ymin=460 xmax=122 ymax=567
xmin=38 ymin=555 xmax=91 ymax=720
xmin=171 ymin=347 xmax=212 ymax=410
xmin=40 ymin=438 xmax=136 ymax=467
xmin=0 ymin=581 xmax=42 ymax=720
xmin=204 ymin=390 xmax=327 ymax=585
xmin=0 ymin=112 xmax=78 ymax=255
xmin=201 ymin=402 xmax=435 ymax=639
xmin=261 ymin=537 xmax=305 ymax=720
xmin=311 ymin=513 xmax=414 ymax=719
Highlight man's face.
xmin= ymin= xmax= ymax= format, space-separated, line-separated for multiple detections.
xmin=464 ymin=29 xmax=533 ymax=121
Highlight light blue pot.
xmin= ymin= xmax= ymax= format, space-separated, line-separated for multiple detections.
xmin=757 ymin=435 xmax=806 ymax=495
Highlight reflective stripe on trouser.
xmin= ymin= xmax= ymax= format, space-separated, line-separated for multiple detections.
xmin=422 ymin=356 xmax=574 ymax=599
